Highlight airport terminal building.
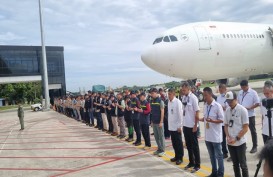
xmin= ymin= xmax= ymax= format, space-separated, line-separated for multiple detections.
xmin=0 ymin=45 xmax=66 ymax=97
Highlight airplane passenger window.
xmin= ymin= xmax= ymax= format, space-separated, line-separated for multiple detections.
xmin=227 ymin=34 xmax=229 ymax=38
xmin=247 ymin=34 xmax=249 ymax=38
xmin=240 ymin=34 xmax=243 ymax=38
xmin=169 ymin=35 xmax=178 ymax=42
xmin=163 ymin=36 xmax=170 ymax=42
xmin=234 ymin=34 xmax=236 ymax=38
xmin=262 ymin=34 xmax=264 ymax=38
xmin=223 ymin=34 xmax=225 ymax=38
xmin=237 ymin=34 xmax=240 ymax=38
xmin=253 ymin=34 xmax=255 ymax=38
xmin=259 ymin=35 xmax=262 ymax=38
xmin=250 ymin=34 xmax=253 ymax=38
xmin=244 ymin=34 xmax=246 ymax=38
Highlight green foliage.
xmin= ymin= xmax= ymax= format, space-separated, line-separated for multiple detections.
xmin=0 ymin=82 xmax=42 ymax=105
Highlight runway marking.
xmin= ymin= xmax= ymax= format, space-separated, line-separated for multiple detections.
xmin=50 ymin=150 xmax=149 ymax=177
xmin=0 ymin=146 xmax=135 ymax=151
xmin=0 ymin=134 xmax=113 ymax=140
xmin=0 ymin=121 xmax=17 ymax=155
xmin=0 ymin=140 xmax=118 ymax=144
xmin=0 ymin=156 xmax=122 ymax=159
xmin=0 ymin=168 xmax=73 ymax=172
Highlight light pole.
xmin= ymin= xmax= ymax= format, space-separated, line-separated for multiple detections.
xmin=38 ymin=0 xmax=50 ymax=110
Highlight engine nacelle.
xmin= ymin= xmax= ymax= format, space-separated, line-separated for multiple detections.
xmin=216 ymin=77 xmax=249 ymax=87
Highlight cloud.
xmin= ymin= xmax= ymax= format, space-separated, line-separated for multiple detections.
xmin=0 ymin=32 xmax=25 ymax=42
xmin=0 ymin=0 xmax=273 ymax=91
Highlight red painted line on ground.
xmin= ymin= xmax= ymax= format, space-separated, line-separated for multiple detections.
xmin=0 ymin=168 xmax=73 ymax=172
xmin=59 ymin=120 xmax=66 ymax=125
xmin=11 ymin=127 xmax=92 ymax=132
xmin=51 ymin=150 xmax=148 ymax=177
xmin=0 ymin=156 xmax=121 ymax=159
xmin=0 ymin=146 xmax=134 ymax=151
xmin=0 ymin=135 xmax=91 ymax=140
xmin=0 ymin=140 xmax=118 ymax=144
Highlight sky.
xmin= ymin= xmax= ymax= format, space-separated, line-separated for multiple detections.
xmin=0 ymin=0 xmax=273 ymax=91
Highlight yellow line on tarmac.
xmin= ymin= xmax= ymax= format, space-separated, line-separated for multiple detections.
xmin=114 ymin=136 xmax=230 ymax=177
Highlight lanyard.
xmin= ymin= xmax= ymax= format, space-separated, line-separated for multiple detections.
xmin=241 ymin=92 xmax=248 ymax=104
xmin=206 ymin=105 xmax=212 ymax=118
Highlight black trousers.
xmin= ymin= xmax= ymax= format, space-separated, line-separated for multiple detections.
xmin=170 ymin=131 xmax=184 ymax=160
xmin=85 ymin=110 xmax=90 ymax=124
xmin=80 ymin=108 xmax=84 ymax=121
xmin=183 ymin=126 xmax=200 ymax=167
xmin=107 ymin=112 xmax=113 ymax=132
xmin=222 ymin=126 xmax=228 ymax=155
xmin=228 ymin=143 xmax=249 ymax=177
xmin=141 ymin=124 xmax=151 ymax=147
xmin=164 ymin=119 xmax=170 ymax=138
xmin=249 ymin=116 xmax=258 ymax=147
xmin=133 ymin=119 xmax=141 ymax=143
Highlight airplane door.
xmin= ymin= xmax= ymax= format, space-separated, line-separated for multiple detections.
xmin=194 ymin=26 xmax=211 ymax=50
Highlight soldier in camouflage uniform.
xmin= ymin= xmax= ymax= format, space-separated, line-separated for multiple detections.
xmin=17 ymin=101 xmax=24 ymax=130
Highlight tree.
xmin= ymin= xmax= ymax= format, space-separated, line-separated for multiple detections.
xmin=0 ymin=82 xmax=42 ymax=105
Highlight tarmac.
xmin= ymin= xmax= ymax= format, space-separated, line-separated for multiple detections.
xmin=0 ymin=81 xmax=267 ymax=177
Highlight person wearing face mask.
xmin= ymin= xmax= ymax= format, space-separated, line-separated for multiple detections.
xmin=216 ymin=84 xmax=230 ymax=160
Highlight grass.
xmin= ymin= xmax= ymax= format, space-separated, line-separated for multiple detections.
xmin=0 ymin=104 xmax=30 ymax=111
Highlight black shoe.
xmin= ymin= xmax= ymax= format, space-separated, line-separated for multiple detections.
xmin=205 ymin=174 xmax=217 ymax=177
xmin=224 ymin=153 xmax=228 ymax=159
xmin=170 ymin=157 xmax=177 ymax=162
xmin=191 ymin=167 xmax=200 ymax=173
xmin=184 ymin=164 xmax=194 ymax=170
xmin=250 ymin=147 xmax=257 ymax=153
xmin=176 ymin=160 xmax=183 ymax=165
xmin=134 ymin=142 xmax=142 ymax=146
xmin=151 ymin=133 xmax=154 ymax=135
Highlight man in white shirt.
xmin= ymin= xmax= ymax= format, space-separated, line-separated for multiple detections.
xmin=216 ymin=84 xmax=229 ymax=159
xmin=238 ymin=80 xmax=260 ymax=153
xmin=224 ymin=91 xmax=249 ymax=177
xmin=181 ymin=82 xmax=201 ymax=173
xmin=168 ymin=88 xmax=184 ymax=165
xmin=260 ymin=85 xmax=273 ymax=144
xmin=201 ymin=87 xmax=224 ymax=177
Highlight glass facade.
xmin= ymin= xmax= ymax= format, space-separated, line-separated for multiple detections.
xmin=0 ymin=45 xmax=66 ymax=97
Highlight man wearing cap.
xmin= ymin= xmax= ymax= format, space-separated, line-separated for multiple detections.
xmin=181 ymin=82 xmax=201 ymax=173
xmin=201 ymin=87 xmax=224 ymax=177
xmin=238 ymin=80 xmax=260 ymax=153
xmin=168 ymin=88 xmax=184 ymax=165
xmin=216 ymin=84 xmax=230 ymax=160
xmin=138 ymin=92 xmax=152 ymax=149
xmin=150 ymin=88 xmax=166 ymax=157
xmin=129 ymin=91 xmax=142 ymax=146
xmin=224 ymin=91 xmax=249 ymax=177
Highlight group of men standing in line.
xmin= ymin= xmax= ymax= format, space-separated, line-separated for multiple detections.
xmin=54 ymin=80 xmax=273 ymax=177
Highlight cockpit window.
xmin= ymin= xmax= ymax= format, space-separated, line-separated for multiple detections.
xmin=153 ymin=37 xmax=163 ymax=44
xmin=163 ymin=36 xmax=170 ymax=42
xmin=169 ymin=35 xmax=178 ymax=42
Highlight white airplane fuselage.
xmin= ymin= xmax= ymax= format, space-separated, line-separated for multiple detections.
xmin=141 ymin=21 xmax=273 ymax=82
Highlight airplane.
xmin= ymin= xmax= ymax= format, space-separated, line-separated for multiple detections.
xmin=141 ymin=21 xmax=273 ymax=87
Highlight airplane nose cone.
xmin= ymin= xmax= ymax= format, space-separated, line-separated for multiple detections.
xmin=141 ymin=47 xmax=156 ymax=68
